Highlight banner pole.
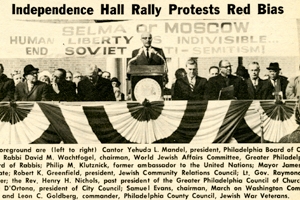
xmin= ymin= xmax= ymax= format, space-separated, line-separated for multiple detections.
xmin=260 ymin=109 xmax=264 ymax=143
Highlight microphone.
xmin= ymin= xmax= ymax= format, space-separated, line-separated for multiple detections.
xmin=128 ymin=48 xmax=143 ymax=65
xmin=150 ymin=48 xmax=168 ymax=73
xmin=127 ymin=48 xmax=144 ymax=73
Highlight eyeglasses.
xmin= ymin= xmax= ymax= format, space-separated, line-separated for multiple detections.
xmin=28 ymin=72 xmax=38 ymax=76
xmin=220 ymin=65 xmax=232 ymax=68
xmin=53 ymin=75 xmax=61 ymax=79
xmin=141 ymin=37 xmax=152 ymax=40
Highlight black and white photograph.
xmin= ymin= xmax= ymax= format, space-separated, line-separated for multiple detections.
xmin=0 ymin=0 xmax=299 ymax=199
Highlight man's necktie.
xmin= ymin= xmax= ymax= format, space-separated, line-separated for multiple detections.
xmin=253 ymin=79 xmax=257 ymax=89
xmin=146 ymin=48 xmax=149 ymax=60
xmin=190 ymin=78 xmax=195 ymax=92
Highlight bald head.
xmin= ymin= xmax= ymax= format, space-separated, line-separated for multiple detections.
xmin=141 ymin=32 xmax=152 ymax=48
xmin=85 ymin=64 xmax=98 ymax=76
xmin=219 ymin=60 xmax=232 ymax=77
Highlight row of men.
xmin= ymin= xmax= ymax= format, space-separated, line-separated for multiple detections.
xmin=0 ymin=64 xmax=118 ymax=101
xmin=0 ymin=60 xmax=298 ymax=102
xmin=172 ymin=59 xmax=293 ymax=100
xmin=128 ymin=32 xmax=295 ymax=100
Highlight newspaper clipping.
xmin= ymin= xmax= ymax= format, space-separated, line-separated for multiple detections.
xmin=0 ymin=0 xmax=300 ymax=200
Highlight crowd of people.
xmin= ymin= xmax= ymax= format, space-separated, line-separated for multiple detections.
xmin=170 ymin=59 xmax=293 ymax=101
xmin=0 ymin=58 xmax=298 ymax=102
xmin=0 ymin=30 xmax=299 ymax=102
xmin=0 ymin=63 xmax=125 ymax=102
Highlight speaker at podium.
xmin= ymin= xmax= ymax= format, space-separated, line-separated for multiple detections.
xmin=127 ymin=65 xmax=167 ymax=101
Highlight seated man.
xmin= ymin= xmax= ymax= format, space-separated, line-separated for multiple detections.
xmin=49 ymin=68 xmax=77 ymax=101
xmin=0 ymin=64 xmax=15 ymax=101
xmin=173 ymin=59 xmax=207 ymax=100
xmin=286 ymin=70 xmax=300 ymax=99
xmin=15 ymin=64 xmax=49 ymax=101
xmin=260 ymin=62 xmax=288 ymax=100
xmin=245 ymin=62 xmax=265 ymax=100
xmin=205 ymin=60 xmax=248 ymax=100
xmin=209 ymin=66 xmax=219 ymax=78
xmin=77 ymin=64 xmax=116 ymax=101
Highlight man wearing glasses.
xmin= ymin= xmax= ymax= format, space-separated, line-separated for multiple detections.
xmin=129 ymin=32 xmax=166 ymax=67
xmin=15 ymin=64 xmax=49 ymax=101
xmin=205 ymin=60 xmax=248 ymax=100
xmin=261 ymin=62 xmax=288 ymax=100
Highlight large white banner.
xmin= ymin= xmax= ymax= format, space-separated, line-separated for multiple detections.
xmin=0 ymin=19 xmax=298 ymax=58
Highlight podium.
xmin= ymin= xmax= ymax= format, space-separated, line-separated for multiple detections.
xmin=127 ymin=65 xmax=166 ymax=101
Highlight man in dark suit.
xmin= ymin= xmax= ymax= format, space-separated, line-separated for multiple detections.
xmin=49 ymin=68 xmax=77 ymax=101
xmin=15 ymin=64 xmax=49 ymax=101
xmin=78 ymin=64 xmax=116 ymax=101
xmin=173 ymin=59 xmax=207 ymax=100
xmin=128 ymin=32 xmax=167 ymax=69
xmin=0 ymin=64 xmax=15 ymax=101
xmin=261 ymin=62 xmax=288 ymax=100
xmin=205 ymin=60 xmax=248 ymax=100
xmin=245 ymin=62 xmax=265 ymax=99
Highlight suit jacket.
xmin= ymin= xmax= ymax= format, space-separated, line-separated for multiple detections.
xmin=173 ymin=76 xmax=207 ymax=100
xmin=245 ymin=78 xmax=265 ymax=100
xmin=49 ymin=80 xmax=77 ymax=101
xmin=260 ymin=76 xmax=289 ymax=99
xmin=130 ymin=47 xmax=166 ymax=65
xmin=205 ymin=74 xmax=248 ymax=100
xmin=78 ymin=75 xmax=116 ymax=101
xmin=0 ymin=74 xmax=15 ymax=101
xmin=15 ymin=81 xmax=49 ymax=101
xmin=286 ymin=76 xmax=300 ymax=99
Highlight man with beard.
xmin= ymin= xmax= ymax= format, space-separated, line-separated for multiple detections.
xmin=15 ymin=64 xmax=49 ymax=101
xmin=0 ymin=64 xmax=15 ymax=101
xmin=205 ymin=60 xmax=248 ymax=100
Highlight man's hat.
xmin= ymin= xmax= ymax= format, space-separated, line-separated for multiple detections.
xmin=24 ymin=64 xmax=39 ymax=77
xmin=111 ymin=77 xmax=121 ymax=86
xmin=267 ymin=62 xmax=281 ymax=71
